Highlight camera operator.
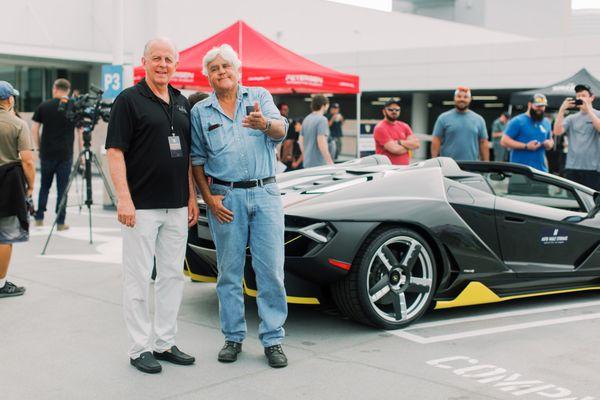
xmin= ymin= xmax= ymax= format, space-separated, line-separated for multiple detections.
xmin=30 ymin=79 xmax=82 ymax=231
xmin=553 ymin=84 xmax=600 ymax=190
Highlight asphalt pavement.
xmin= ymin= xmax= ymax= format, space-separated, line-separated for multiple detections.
xmin=1 ymin=176 xmax=599 ymax=400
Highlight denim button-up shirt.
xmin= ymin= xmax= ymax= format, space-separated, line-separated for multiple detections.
xmin=190 ymin=85 xmax=287 ymax=182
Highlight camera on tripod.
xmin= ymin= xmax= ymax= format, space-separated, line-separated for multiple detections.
xmin=42 ymin=84 xmax=117 ymax=254
xmin=58 ymin=84 xmax=112 ymax=130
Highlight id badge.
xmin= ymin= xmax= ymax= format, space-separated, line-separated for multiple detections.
xmin=168 ymin=135 xmax=183 ymax=158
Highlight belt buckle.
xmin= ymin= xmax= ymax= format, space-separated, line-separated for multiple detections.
xmin=250 ymin=178 xmax=260 ymax=187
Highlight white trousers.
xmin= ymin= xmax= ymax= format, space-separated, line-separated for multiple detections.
xmin=122 ymin=207 xmax=188 ymax=358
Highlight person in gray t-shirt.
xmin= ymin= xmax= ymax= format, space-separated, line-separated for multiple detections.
xmin=554 ymin=84 xmax=600 ymax=191
xmin=299 ymin=95 xmax=334 ymax=168
xmin=431 ymin=86 xmax=489 ymax=161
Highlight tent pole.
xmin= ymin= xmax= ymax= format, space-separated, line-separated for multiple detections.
xmin=356 ymin=91 xmax=361 ymax=159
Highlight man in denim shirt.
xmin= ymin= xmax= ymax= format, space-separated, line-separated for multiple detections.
xmin=190 ymin=44 xmax=289 ymax=368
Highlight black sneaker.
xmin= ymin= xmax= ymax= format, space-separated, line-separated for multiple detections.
xmin=130 ymin=351 xmax=162 ymax=374
xmin=218 ymin=341 xmax=242 ymax=363
xmin=0 ymin=282 xmax=25 ymax=298
xmin=264 ymin=344 xmax=288 ymax=368
xmin=153 ymin=345 xmax=195 ymax=365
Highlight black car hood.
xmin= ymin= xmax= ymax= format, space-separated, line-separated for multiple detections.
xmin=279 ymin=165 xmax=447 ymax=221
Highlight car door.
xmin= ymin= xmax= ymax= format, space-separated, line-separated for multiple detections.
xmin=485 ymin=170 xmax=598 ymax=276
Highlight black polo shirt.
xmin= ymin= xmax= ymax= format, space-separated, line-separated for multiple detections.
xmin=105 ymin=79 xmax=191 ymax=209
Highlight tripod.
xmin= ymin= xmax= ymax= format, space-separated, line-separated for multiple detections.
xmin=41 ymin=127 xmax=117 ymax=254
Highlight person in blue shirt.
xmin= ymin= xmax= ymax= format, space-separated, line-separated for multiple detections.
xmin=431 ymin=86 xmax=489 ymax=161
xmin=190 ymin=44 xmax=289 ymax=368
xmin=501 ymin=93 xmax=554 ymax=172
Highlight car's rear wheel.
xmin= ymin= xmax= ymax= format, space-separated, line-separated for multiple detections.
xmin=332 ymin=227 xmax=437 ymax=329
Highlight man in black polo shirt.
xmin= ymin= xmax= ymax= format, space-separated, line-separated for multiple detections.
xmin=106 ymin=37 xmax=198 ymax=374
xmin=31 ymin=78 xmax=79 ymax=230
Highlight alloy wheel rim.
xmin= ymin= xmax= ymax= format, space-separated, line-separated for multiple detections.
xmin=366 ymin=235 xmax=434 ymax=323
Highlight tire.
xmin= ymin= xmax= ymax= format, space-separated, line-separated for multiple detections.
xmin=331 ymin=226 xmax=437 ymax=330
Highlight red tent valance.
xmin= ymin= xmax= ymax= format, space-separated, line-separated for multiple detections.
xmin=134 ymin=20 xmax=359 ymax=94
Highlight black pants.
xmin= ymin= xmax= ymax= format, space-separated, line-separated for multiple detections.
xmin=564 ymin=169 xmax=600 ymax=191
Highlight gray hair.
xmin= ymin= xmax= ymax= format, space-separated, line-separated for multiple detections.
xmin=143 ymin=37 xmax=179 ymax=61
xmin=202 ymin=44 xmax=241 ymax=76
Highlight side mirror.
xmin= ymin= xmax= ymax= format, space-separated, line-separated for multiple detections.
xmin=589 ymin=192 xmax=600 ymax=219
xmin=564 ymin=192 xmax=600 ymax=223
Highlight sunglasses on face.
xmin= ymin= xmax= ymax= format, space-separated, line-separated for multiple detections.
xmin=386 ymin=108 xmax=400 ymax=112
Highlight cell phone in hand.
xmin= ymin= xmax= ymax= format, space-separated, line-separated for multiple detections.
xmin=246 ymin=105 xmax=254 ymax=116
xmin=574 ymin=99 xmax=583 ymax=106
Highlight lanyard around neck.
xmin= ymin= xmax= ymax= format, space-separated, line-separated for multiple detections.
xmin=157 ymin=88 xmax=175 ymax=135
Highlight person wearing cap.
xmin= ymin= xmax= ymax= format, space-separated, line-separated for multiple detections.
xmin=373 ymin=99 xmax=420 ymax=165
xmin=0 ymin=81 xmax=35 ymax=298
xmin=491 ymin=111 xmax=510 ymax=162
xmin=501 ymin=93 xmax=554 ymax=172
xmin=325 ymin=103 xmax=344 ymax=160
xmin=191 ymin=44 xmax=289 ymax=368
xmin=431 ymin=86 xmax=489 ymax=161
xmin=553 ymin=84 xmax=600 ymax=190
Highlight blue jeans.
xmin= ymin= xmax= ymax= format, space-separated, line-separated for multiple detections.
xmin=35 ymin=158 xmax=72 ymax=224
xmin=207 ymin=182 xmax=287 ymax=347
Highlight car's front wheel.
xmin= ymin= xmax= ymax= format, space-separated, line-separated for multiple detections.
xmin=332 ymin=227 xmax=437 ymax=329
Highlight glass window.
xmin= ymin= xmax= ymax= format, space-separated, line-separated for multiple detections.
xmin=483 ymin=172 xmax=584 ymax=212
xmin=0 ymin=65 xmax=90 ymax=112
xmin=0 ymin=66 xmax=17 ymax=85
xmin=21 ymin=67 xmax=44 ymax=112
xmin=69 ymin=71 xmax=89 ymax=95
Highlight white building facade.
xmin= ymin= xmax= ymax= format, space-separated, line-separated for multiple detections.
xmin=2 ymin=0 xmax=598 ymax=148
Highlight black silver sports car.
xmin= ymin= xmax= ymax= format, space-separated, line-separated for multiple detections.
xmin=186 ymin=156 xmax=600 ymax=329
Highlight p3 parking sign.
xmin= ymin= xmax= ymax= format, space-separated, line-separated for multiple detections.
xmin=102 ymin=65 xmax=123 ymax=100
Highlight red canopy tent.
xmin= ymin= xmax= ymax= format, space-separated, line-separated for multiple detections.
xmin=134 ymin=20 xmax=359 ymax=95
xmin=135 ymin=20 xmax=362 ymax=157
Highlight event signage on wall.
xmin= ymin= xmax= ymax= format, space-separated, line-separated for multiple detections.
xmin=102 ymin=65 xmax=123 ymax=100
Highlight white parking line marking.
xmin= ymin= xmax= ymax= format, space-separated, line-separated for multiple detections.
xmin=391 ymin=330 xmax=430 ymax=344
xmin=391 ymin=312 xmax=600 ymax=344
xmin=406 ymin=299 xmax=600 ymax=330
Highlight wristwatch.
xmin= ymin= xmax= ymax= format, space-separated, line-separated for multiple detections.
xmin=261 ymin=118 xmax=272 ymax=133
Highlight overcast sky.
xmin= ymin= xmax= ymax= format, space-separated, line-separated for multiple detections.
xmin=328 ymin=0 xmax=600 ymax=12
xmin=327 ymin=0 xmax=391 ymax=12
xmin=572 ymin=0 xmax=600 ymax=9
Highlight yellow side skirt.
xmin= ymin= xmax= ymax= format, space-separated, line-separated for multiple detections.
xmin=183 ymin=268 xmax=217 ymax=283
xmin=183 ymin=257 xmax=217 ymax=282
xmin=435 ymin=281 xmax=600 ymax=310
xmin=243 ymin=281 xmax=320 ymax=305
xmin=183 ymin=257 xmax=320 ymax=305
